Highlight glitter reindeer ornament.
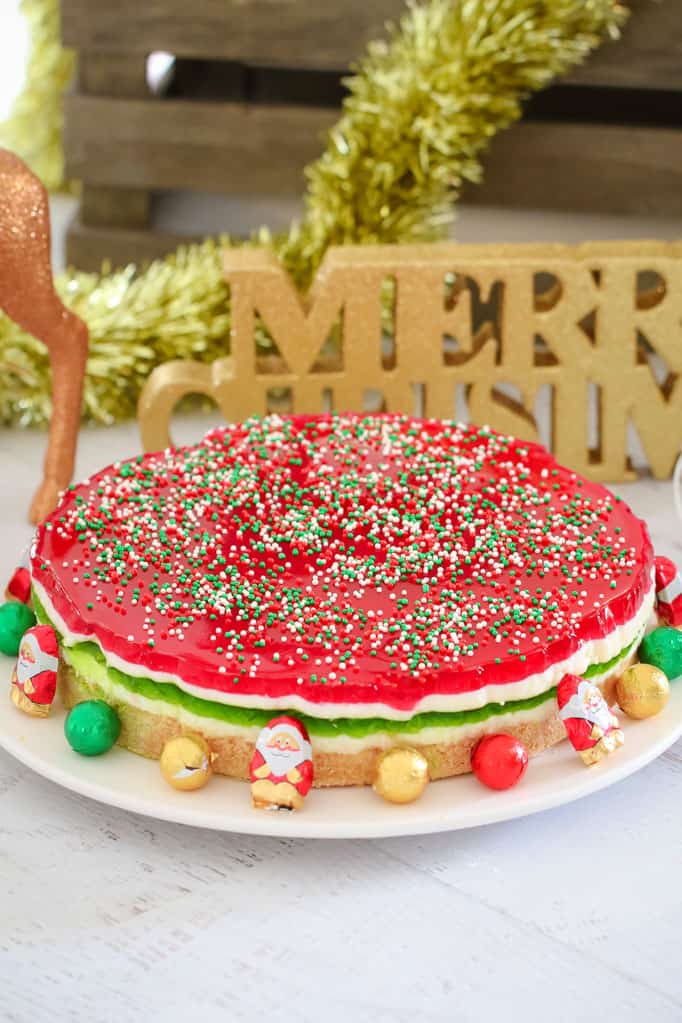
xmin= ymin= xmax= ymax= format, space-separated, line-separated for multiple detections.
xmin=0 ymin=149 xmax=88 ymax=523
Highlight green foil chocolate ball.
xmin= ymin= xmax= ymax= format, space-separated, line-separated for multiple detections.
xmin=639 ymin=627 xmax=682 ymax=682
xmin=0 ymin=601 xmax=37 ymax=656
xmin=65 ymin=700 xmax=121 ymax=756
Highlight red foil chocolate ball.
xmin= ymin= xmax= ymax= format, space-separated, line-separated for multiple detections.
xmin=471 ymin=734 xmax=529 ymax=790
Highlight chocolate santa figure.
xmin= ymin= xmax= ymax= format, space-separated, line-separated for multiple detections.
xmin=557 ymin=674 xmax=624 ymax=766
xmin=11 ymin=624 xmax=59 ymax=717
xmin=5 ymin=566 xmax=31 ymax=605
xmin=654 ymin=555 xmax=682 ymax=628
xmin=5 ymin=547 xmax=32 ymax=605
xmin=250 ymin=716 xmax=314 ymax=811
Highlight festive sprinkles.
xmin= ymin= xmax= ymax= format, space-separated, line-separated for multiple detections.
xmin=33 ymin=414 xmax=653 ymax=713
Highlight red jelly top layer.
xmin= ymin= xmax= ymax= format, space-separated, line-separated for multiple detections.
xmin=32 ymin=415 xmax=653 ymax=712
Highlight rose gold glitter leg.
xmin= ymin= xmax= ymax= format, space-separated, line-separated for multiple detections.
xmin=0 ymin=149 xmax=88 ymax=524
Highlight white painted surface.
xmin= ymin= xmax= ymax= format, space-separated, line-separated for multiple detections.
xmin=1 ymin=421 xmax=682 ymax=1021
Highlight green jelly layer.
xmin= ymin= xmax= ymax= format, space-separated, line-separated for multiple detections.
xmin=36 ymin=594 xmax=638 ymax=739
xmin=64 ymin=639 xmax=556 ymax=737
xmin=583 ymin=636 xmax=638 ymax=678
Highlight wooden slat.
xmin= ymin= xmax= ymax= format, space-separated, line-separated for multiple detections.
xmin=79 ymin=52 xmax=149 ymax=98
xmin=66 ymin=217 xmax=198 ymax=271
xmin=64 ymin=95 xmax=335 ymax=194
xmin=60 ymin=0 xmax=682 ymax=88
xmin=468 ymin=121 xmax=682 ymax=217
xmin=60 ymin=0 xmax=402 ymax=71
xmin=65 ymin=92 xmax=682 ymax=216
xmin=81 ymin=185 xmax=151 ymax=229
xmin=566 ymin=0 xmax=682 ymax=91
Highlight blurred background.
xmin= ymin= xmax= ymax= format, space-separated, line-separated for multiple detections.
xmin=3 ymin=0 xmax=682 ymax=272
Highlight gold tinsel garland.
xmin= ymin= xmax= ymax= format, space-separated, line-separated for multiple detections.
xmin=0 ymin=0 xmax=626 ymax=427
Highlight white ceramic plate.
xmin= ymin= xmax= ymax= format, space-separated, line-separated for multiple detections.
xmin=1 ymin=654 xmax=681 ymax=839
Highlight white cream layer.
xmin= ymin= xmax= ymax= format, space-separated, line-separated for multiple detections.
xmin=36 ymin=574 xmax=655 ymax=720
xmin=61 ymin=641 xmax=637 ymax=754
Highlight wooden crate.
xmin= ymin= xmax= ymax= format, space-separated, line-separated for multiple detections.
xmin=60 ymin=0 xmax=682 ymax=270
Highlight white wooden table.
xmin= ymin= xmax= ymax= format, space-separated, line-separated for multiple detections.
xmin=0 ymin=420 xmax=681 ymax=1022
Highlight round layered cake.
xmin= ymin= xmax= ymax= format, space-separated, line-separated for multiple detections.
xmin=31 ymin=414 xmax=654 ymax=785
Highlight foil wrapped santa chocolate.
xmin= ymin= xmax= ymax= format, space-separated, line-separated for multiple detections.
xmin=5 ymin=566 xmax=31 ymax=605
xmin=250 ymin=716 xmax=314 ymax=811
xmin=557 ymin=674 xmax=624 ymax=766
xmin=11 ymin=624 xmax=59 ymax=717
xmin=654 ymin=556 xmax=682 ymax=628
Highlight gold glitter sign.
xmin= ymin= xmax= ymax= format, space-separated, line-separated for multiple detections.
xmin=138 ymin=240 xmax=682 ymax=481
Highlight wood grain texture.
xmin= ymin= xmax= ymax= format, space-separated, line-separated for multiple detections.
xmin=60 ymin=0 xmax=682 ymax=87
xmin=64 ymin=95 xmax=335 ymax=194
xmin=65 ymin=94 xmax=682 ymax=212
xmin=80 ymin=185 xmax=151 ymax=230
xmin=60 ymin=0 xmax=403 ymax=70
xmin=567 ymin=0 xmax=682 ymax=90
xmin=78 ymin=51 xmax=150 ymax=98
xmin=59 ymin=1 xmax=682 ymax=267
xmin=65 ymin=217 xmax=196 ymax=270
xmin=469 ymin=121 xmax=682 ymax=217
xmin=1 ymin=421 xmax=682 ymax=1022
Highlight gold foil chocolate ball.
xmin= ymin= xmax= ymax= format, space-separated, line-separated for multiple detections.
xmin=373 ymin=747 xmax=430 ymax=804
xmin=616 ymin=663 xmax=670 ymax=720
xmin=160 ymin=734 xmax=212 ymax=791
